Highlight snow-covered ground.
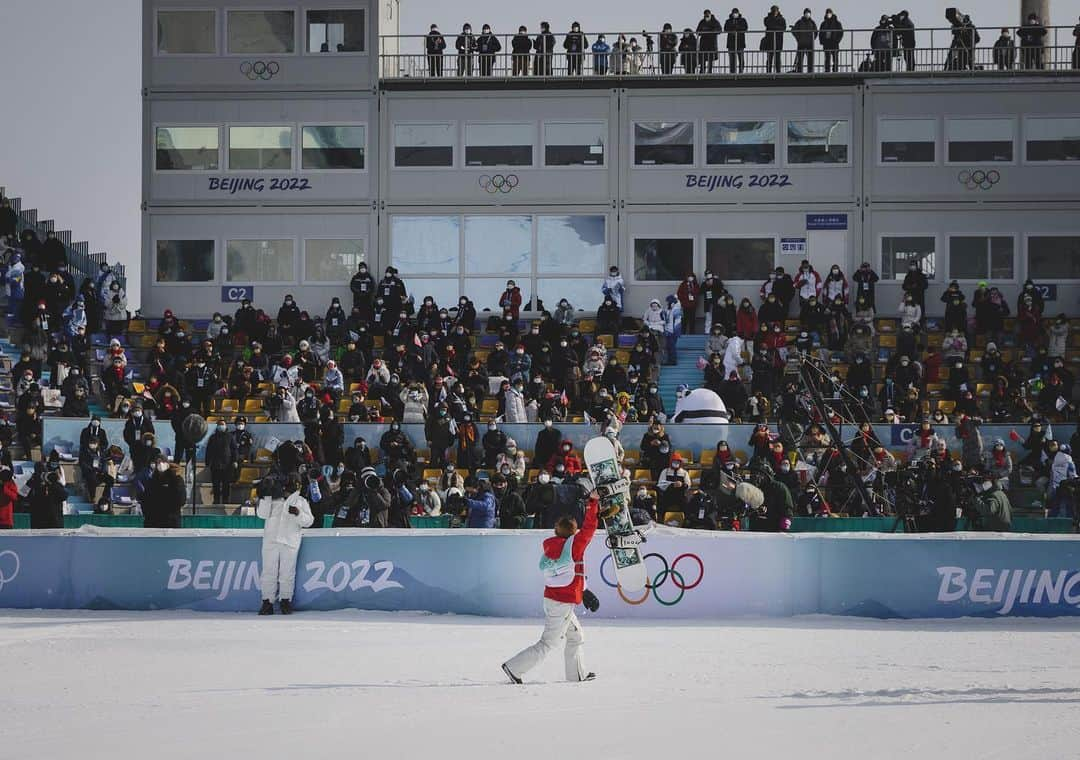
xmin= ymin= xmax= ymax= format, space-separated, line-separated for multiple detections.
xmin=3 ymin=610 xmax=1079 ymax=760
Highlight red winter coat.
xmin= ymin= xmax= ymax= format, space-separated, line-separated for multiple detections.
xmin=0 ymin=480 xmax=17 ymax=528
xmin=499 ymin=287 xmax=522 ymax=320
xmin=736 ymin=307 xmax=758 ymax=339
xmin=543 ymin=498 xmax=599 ymax=604
xmin=677 ymin=280 xmax=700 ymax=313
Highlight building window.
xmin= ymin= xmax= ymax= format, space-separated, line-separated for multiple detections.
xmin=405 ymin=279 xmax=462 ymax=309
xmin=301 ymin=126 xmax=365 ymax=170
xmin=879 ymin=118 xmax=936 ymax=163
xmin=156 ymin=240 xmax=215 ymax=283
xmin=705 ymin=238 xmax=775 ymax=281
xmin=225 ymin=239 xmax=295 ymax=282
xmin=157 ymin=10 xmax=216 ymax=54
xmin=946 ymin=118 xmax=1013 ymax=163
xmin=304 ymin=239 xmax=364 ymax=282
xmin=227 ymin=10 xmax=295 ymax=54
xmin=949 ymin=236 xmax=1014 ymax=280
xmin=393 ymin=123 xmax=454 ymax=167
xmin=881 ymin=236 xmax=936 ymax=280
xmin=464 ymin=123 xmax=533 ymax=167
xmin=537 ymin=279 xmax=599 ymax=312
xmin=1028 ymin=236 xmax=1080 ymax=279
xmin=155 ymin=127 xmax=219 ymax=171
xmin=634 ymin=122 xmax=694 ymax=166
xmin=465 ymin=216 xmax=532 ymax=274
xmin=633 ymin=238 xmax=694 ymax=281
xmin=537 ymin=216 xmax=606 ymax=274
xmin=1025 ymin=117 xmax=1080 ymax=162
xmin=306 ymin=9 xmax=365 ymax=53
xmin=390 ymin=216 xmax=461 ymax=274
xmin=787 ymin=119 xmax=849 ymax=164
xmin=228 ymin=126 xmax=293 ymax=170
xmin=543 ymin=122 xmax=605 ymax=166
xmin=465 ymin=278 xmax=523 ymax=312
xmin=706 ymin=121 xmax=776 ymax=165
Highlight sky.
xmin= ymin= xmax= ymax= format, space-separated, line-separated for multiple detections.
xmin=0 ymin=0 xmax=1076 ymax=308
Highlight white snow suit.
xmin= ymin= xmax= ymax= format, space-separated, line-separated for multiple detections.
xmin=257 ymin=490 xmax=314 ymax=602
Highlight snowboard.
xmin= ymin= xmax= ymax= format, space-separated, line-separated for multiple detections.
xmin=583 ymin=436 xmax=648 ymax=593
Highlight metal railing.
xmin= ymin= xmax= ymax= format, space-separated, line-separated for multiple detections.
xmin=379 ymin=25 xmax=1080 ymax=80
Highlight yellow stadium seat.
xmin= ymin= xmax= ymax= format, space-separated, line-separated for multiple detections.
xmin=577 ymin=319 xmax=597 ymax=334
xmin=878 ymin=335 xmax=896 ymax=349
xmin=243 ymin=398 xmax=263 ymax=413
xmin=622 ymin=450 xmax=639 ymax=466
xmin=876 ymin=318 xmax=897 ymax=333
xmin=128 ymin=319 xmax=147 ymax=334
xmin=662 ymin=511 xmax=686 ymax=527
xmin=633 ymin=469 xmax=653 ymax=482
xmin=675 ymin=449 xmax=693 ymax=465
xmin=237 ymin=467 xmax=261 ymax=484
xmin=373 ymin=336 xmax=384 ymax=349
xmin=349 ymin=382 xmax=365 ymax=393
xmin=131 ymin=382 xmax=145 ymax=395
xmin=338 ymin=398 xmax=351 ymax=413
xmin=140 ymin=334 xmax=158 ymax=348
xmin=422 ymin=468 xmax=441 ymax=482
xmin=594 ymin=334 xmax=614 ymax=348
xmin=254 ymin=448 xmax=274 ymax=464
xmin=699 ymin=449 xmax=716 ymax=467
xmin=936 ymin=400 xmax=956 ymax=414
xmin=219 ymin=398 xmax=240 ymax=414
xmin=614 ymin=350 xmax=630 ymax=364
xmin=252 ymin=415 xmax=270 ymax=423
xmin=481 ymin=398 xmax=499 ymax=414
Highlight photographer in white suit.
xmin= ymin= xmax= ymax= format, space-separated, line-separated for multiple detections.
xmin=257 ymin=475 xmax=314 ymax=615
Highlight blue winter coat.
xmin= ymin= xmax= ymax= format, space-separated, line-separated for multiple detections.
xmin=465 ymin=489 xmax=497 ymax=528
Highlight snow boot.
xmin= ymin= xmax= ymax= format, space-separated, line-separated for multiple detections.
xmin=279 ymin=599 xmax=293 ymax=615
xmin=582 ymin=672 xmax=597 ymax=682
xmin=258 ymin=599 xmax=274 ymax=615
xmin=501 ymin=663 xmax=522 ymax=684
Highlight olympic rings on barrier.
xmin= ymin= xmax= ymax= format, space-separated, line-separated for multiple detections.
xmin=240 ymin=61 xmax=281 ymax=80
xmin=958 ymin=168 xmax=1000 ymax=191
xmin=478 ymin=174 xmax=520 ymax=194
xmin=599 ymin=551 xmax=704 ymax=606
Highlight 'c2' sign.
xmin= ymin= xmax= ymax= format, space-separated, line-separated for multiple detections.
xmin=221 ymin=286 xmax=255 ymax=303
xmin=1036 ymin=284 xmax=1057 ymax=302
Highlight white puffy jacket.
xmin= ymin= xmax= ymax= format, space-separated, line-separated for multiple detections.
xmin=898 ymin=301 xmax=922 ymax=329
xmin=257 ymin=491 xmax=314 ymax=550
xmin=643 ymin=301 xmax=665 ymax=332
xmin=1051 ymin=451 xmax=1077 ymax=493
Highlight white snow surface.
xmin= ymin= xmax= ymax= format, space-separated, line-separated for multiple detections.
xmin=3 ymin=610 xmax=1080 ymax=759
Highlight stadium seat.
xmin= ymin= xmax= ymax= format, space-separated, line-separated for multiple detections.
xmin=878 ymin=335 xmax=897 ymax=349
xmin=936 ymin=400 xmax=956 ymax=414
xmin=481 ymin=398 xmax=499 ymax=414
xmin=243 ymin=398 xmax=263 ymax=413
xmin=662 ymin=511 xmax=685 ymax=527
xmin=253 ymin=448 xmax=274 ymax=463
xmin=219 ymin=398 xmax=239 ymax=414
xmin=633 ymin=469 xmax=652 ymax=482
xmin=594 ymin=334 xmax=614 ymax=348
xmin=422 ymin=468 xmax=441 ymax=482
xmin=699 ymin=449 xmax=715 ymax=467
xmin=237 ymin=467 xmax=261 ymax=484
xmin=675 ymin=449 xmax=693 ymax=465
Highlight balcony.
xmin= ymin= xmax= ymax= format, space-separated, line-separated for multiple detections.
xmin=378 ymin=25 xmax=1080 ymax=85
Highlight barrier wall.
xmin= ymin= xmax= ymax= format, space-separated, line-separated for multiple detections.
xmin=2 ymin=528 xmax=1080 ymax=619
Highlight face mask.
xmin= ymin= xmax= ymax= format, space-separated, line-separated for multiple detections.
xmin=217 ymin=425 xmax=227 ymax=432
xmin=544 ymin=420 xmax=553 ymax=428
xmin=156 ymin=462 xmax=170 ymax=473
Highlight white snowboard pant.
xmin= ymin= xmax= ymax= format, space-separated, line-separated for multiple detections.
xmin=261 ymin=542 xmax=300 ymax=602
xmin=506 ymin=598 xmax=587 ymax=681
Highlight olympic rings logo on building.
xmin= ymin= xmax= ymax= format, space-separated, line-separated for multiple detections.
xmin=598 ymin=552 xmax=703 ymax=606
xmin=958 ymin=169 xmax=1000 ymax=191
xmin=0 ymin=550 xmax=21 ymax=593
xmin=478 ymin=174 xmax=519 ymax=194
xmin=240 ymin=61 xmax=281 ymax=80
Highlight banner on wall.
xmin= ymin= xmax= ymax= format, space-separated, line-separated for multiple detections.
xmin=2 ymin=530 xmax=1080 ymax=619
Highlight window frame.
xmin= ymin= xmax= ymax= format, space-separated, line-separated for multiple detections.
xmin=153 ymin=238 xmax=219 ymax=286
xmin=783 ymin=118 xmax=852 ymax=168
xmin=704 ymin=119 xmax=779 ymax=167
xmin=152 ymin=124 xmax=223 ymax=174
xmin=944 ymin=115 xmax=1018 ymax=166
xmin=630 ymin=235 xmax=697 ymax=283
xmin=878 ymin=233 xmax=940 ymax=283
xmin=224 ymin=7 xmax=299 ymax=57
xmin=302 ymin=6 xmax=368 ymax=56
xmin=1024 ymin=233 xmax=1080 ymax=283
xmin=299 ymin=122 xmax=368 ymax=173
xmin=301 ymin=236 xmax=367 ymax=284
xmin=703 ymin=234 xmax=780 ymax=283
xmin=463 ymin=121 xmax=537 ymax=169
xmin=631 ymin=120 xmax=697 ymax=168
xmin=225 ymin=122 xmax=297 ymax=172
xmin=1022 ymin=114 xmax=1080 ymax=165
xmin=223 ymin=236 xmax=299 ymax=284
xmin=876 ymin=115 xmax=939 ymax=167
xmin=391 ymin=121 xmax=457 ymax=170
xmin=154 ymin=8 xmax=219 ymax=58
xmin=541 ymin=120 xmax=607 ymax=168
xmin=946 ymin=233 xmax=1018 ymax=284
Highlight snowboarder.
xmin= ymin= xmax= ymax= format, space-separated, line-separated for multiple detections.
xmin=257 ymin=475 xmax=314 ymax=615
xmin=502 ymin=492 xmax=600 ymax=684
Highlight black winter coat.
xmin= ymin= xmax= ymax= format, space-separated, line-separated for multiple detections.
xmin=143 ymin=470 xmax=185 ymax=528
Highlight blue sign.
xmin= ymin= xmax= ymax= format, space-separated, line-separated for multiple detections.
xmin=890 ymin=424 xmax=919 ymax=446
xmin=221 ymin=286 xmax=255 ymax=303
xmin=780 ymin=237 xmax=807 ymax=255
xmin=1036 ymin=284 xmax=1058 ymax=302
xmin=806 ymin=213 xmax=848 ymax=230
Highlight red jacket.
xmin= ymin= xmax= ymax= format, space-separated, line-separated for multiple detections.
xmin=543 ymin=498 xmax=598 ymax=604
xmin=676 ymin=280 xmax=700 ymax=312
xmin=499 ymin=287 xmax=522 ymax=320
xmin=0 ymin=480 xmax=17 ymax=528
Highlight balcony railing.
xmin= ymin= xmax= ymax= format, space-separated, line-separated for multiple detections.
xmin=379 ymin=25 xmax=1080 ymax=81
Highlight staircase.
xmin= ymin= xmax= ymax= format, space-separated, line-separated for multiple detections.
xmin=658 ymin=334 xmax=707 ymax=414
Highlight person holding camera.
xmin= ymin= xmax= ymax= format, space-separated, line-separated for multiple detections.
xmin=502 ymin=492 xmax=599 ymax=684
xmin=257 ymin=475 xmax=314 ymax=615
xmin=892 ymin=10 xmax=915 ymax=71
xmin=461 ymin=475 xmax=496 ymax=528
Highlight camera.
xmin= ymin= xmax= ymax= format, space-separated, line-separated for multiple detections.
xmin=945 ymin=7 xmax=961 ymax=25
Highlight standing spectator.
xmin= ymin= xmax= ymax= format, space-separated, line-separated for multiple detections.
xmin=676 ymin=273 xmax=699 ymax=334
xmin=663 ymin=295 xmax=683 ymax=366
xmin=143 ymin=455 xmax=185 ymax=529
xmin=463 ymin=476 xmax=496 ymax=527
xmin=724 ymin=8 xmax=748 ymax=73
xmin=30 ymin=469 xmax=66 ymax=529
xmin=893 ymin=10 xmax=916 ymax=71
xmin=901 ymin=261 xmax=928 ymax=323
xmin=601 ymin=265 xmax=625 ymax=311
xmin=763 ymin=5 xmax=787 ymax=73
xmin=898 ymin=293 xmax=922 ymax=332
xmin=591 ymin=34 xmax=611 ymax=75
xmin=257 ymin=476 xmax=314 ymax=615
xmin=657 ymin=454 xmax=692 ymax=515
xmin=1048 ymin=315 xmax=1069 ymax=359
xmin=564 ymin=22 xmax=587 ymax=76
xmin=659 ymin=24 xmax=678 ymax=75
xmin=476 ymin=25 xmax=501 ymax=76
xmin=103 ymin=281 xmax=127 ymax=335
xmin=1018 ymin=291 xmax=1045 ymax=356
xmin=851 ymin=261 xmax=879 ymax=310
xmin=499 ymin=279 xmax=523 ymax=320
xmin=205 ymin=420 xmax=238 ymax=505
xmin=822 ymin=265 xmax=848 ymax=304
xmin=940 ymin=281 xmax=968 ymax=333
xmin=426 ymin=24 xmax=447 ymax=77
xmin=695 ymin=9 xmax=721 ymax=73
xmin=512 ymin=26 xmax=532 ymax=76
xmin=0 ymin=469 xmax=17 ymax=529
xmin=1018 ymin=13 xmax=1047 ymax=70
xmin=870 ymin=15 xmax=894 ymax=72
xmin=534 ymin=22 xmax=555 ymax=76
xmin=819 ymin=8 xmax=843 ymax=72
xmin=993 ymin=27 xmax=1016 ymax=70
xmin=679 ymin=28 xmax=698 ymax=73
xmin=791 ymin=8 xmax=817 ymax=73
xmin=1073 ymin=16 xmax=1080 ymax=70
xmin=455 ymin=23 xmax=476 ymax=76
